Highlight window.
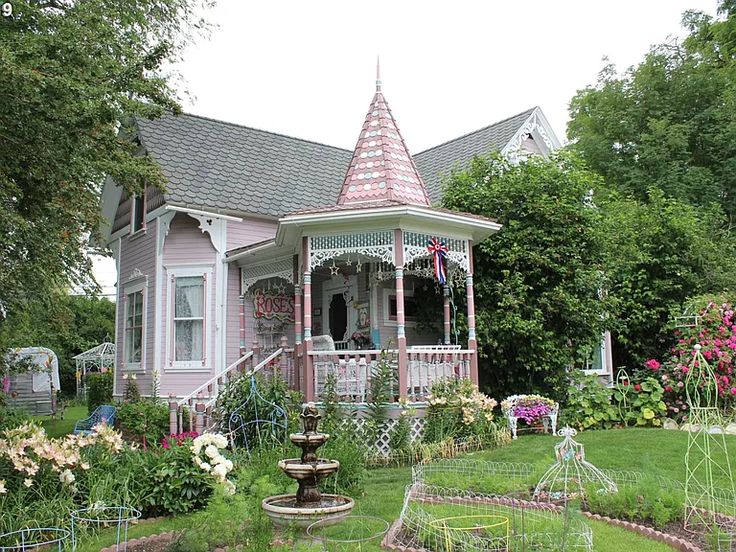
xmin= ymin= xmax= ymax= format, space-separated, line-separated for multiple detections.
xmin=387 ymin=293 xmax=418 ymax=321
xmin=131 ymin=193 xmax=145 ymax=233
xmin=125 ymin=290 xmax=144 ymax=366
xmin=582 ymin=335 xmax=609 ymax=376
xmin=173 ymin=275 xmax=206 ymax=363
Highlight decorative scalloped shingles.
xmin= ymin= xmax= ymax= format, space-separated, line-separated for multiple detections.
xmin=336 ymin=88 xmax=430 ymax=206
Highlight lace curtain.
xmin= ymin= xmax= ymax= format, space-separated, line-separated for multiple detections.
xmin=175 ymin=276 xmax=204 ymax=362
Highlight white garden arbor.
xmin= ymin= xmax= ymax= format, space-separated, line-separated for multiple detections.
xmin=73 ymin=341 xmax=116 ymax=397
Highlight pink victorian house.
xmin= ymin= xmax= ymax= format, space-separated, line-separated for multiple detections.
xmin=100 ymin=73 xmax=601 ymax=428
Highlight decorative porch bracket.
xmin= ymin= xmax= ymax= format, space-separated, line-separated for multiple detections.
xmin=402 ymin=231 xmax=470 ymax=274
xmin=241 ymin=256 xmax=294 ymax=294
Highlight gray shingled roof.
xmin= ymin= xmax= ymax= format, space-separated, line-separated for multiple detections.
xmin=135 ymin=108 xmax=536 ymax=217
xmin=414 ymin=107 xmax=536 ymax=203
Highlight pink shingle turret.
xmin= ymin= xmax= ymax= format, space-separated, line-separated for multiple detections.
xmin=336 ymin=63 xmax=430 ymax=206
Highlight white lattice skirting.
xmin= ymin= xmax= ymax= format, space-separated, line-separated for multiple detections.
xmin=336 ymin=415 xmax=427 ymax=457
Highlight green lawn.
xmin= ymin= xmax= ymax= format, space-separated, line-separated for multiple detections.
xmin=74 ymin=429 xmax=713 ymax=551
xmin=34 ymin=405 xmax=88 ymax=437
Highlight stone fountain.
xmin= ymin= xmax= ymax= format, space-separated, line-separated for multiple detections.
xmin=261 ymin=403 xmax=354 ymax=528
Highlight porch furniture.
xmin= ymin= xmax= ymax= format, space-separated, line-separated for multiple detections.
xmin=73 ymin=404 xmax=116 ymax=435
xmin=501 ymin=395 xmax=559 ymax=440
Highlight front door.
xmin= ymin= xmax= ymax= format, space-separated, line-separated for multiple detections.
xmin=322 ymin=275 xmax=357 ymax=344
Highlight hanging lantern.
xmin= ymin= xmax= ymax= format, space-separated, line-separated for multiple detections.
xmin=427 ymin=237 xmax=448 ymax=285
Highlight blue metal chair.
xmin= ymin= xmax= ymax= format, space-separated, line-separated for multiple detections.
xmin=73 ymin=405 xmax=116 ymax=435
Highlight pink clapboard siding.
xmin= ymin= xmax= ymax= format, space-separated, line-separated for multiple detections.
xmin=225 ymin=265 xmax=242 ymax=365
xmin=116 ymin=226 xmax=157 ymax=395
xmin=227 ymin=217 xmax=277 ymax=251
xmin=161 ymin=213 xmax=218 ymax=397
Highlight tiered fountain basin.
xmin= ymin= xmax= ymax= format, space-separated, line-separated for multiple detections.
xmin=262 ymin=404 xmax=354 ymax=528
xmin=262 ymin=493 xmax=354 ymax=528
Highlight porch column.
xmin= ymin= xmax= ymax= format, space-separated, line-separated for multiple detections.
xmin=394 ymin=229 xmax=408 ymax=400
xmin=294 ymin=284 xmax=303 ymax=345
xmin=238 ymin=292 xmax=246 ymax=357
xmin=302 ymin=237 xmax=314 ymax=401
xmin=466 ymin=241 xmax=479 ymax=386
xmin=293 ymin=283 xmax=303 ymax=393
xmin=443 ymin=285 xmax=451 ymax=345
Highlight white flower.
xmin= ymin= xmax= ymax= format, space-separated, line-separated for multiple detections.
xmin=81 ymin=462 xmax=90 ymax=470
xmin=60 ymin=469 xmax=75 ymax=485
xmin=223 ymin=459 xmax=233 ymax=472
xmin=131 ymin=373 xmax=137 ymax=380
xmin=24 ymin=478 xmax=33 ymax=488
xmin=205 ymin=445 xmax=219 ymax=459
xmin=200 ymin=462 xmax=211 ymax=472
xmin=212 ymin=463 xmax=228 ymax=479
xmin=0 ymin=480 xmax=6 ymax=494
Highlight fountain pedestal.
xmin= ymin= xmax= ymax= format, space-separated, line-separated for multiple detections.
xmin=262 ymin=404 xmax=354 ymax=528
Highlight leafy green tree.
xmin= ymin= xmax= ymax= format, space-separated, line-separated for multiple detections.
xmin=0 ymin=0 xmax=210 ymax=352
xmin=443 ymin=153 xmax=608 ymax=399
xmin=568 ymin=1 xmax=736 ymax=219
xmin=598 ymin=189 xmax=736 ymax=368
xmin=0 ymin=294 xmax=115 ymax=396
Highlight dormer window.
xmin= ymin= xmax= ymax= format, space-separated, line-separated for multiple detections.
xmin=131 ymin=193 xmax=145 ymax=233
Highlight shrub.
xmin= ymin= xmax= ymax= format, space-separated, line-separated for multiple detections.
xmin=562 ymin=371 xmax=620 ymax=430
xmin=584 ymin=479 xmax=684 ymax=529
xmin=613 ymin=375 xmax=667 ymax=427
xmin=134 ymin=433 xmax=235 ymax=516
xmin=117 ymin=398 xmax=169 ymax=448
xmin=216 ymin=371 xmax=301 ymax=448
xmin=122 ymin=373 xmax=141 ymax=402
xmin=424 ymin=379 xmax=498 ymax=443
xmin=0 ymin=405 xmax=32 ymax=431
xmin=86 ymin=371 xmax=113 ymax=413
xmin=647 ymin=298 xmax=736 ymax=420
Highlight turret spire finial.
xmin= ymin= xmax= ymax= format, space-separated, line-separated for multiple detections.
xmin=376 ymin=56 xmax=381 ymax=91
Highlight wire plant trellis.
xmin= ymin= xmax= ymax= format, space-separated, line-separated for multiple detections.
xmin=307 ymin=515 xmax=390 ymax=551
xmin=684 ymin=344 xmax=736 ymax=535
xmin=394 ymin=483 xmax=593 ymax=552
xmin=0 ymin=528 xmax=70 ymax=551
xmin=227 ymin=375 xmax=288 ymax=451
xmin=533 ymin=428 xmax=618 ymax=503
xmin=70 ymin=506 xmax=141 ymax=552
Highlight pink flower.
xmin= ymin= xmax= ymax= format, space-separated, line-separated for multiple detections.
xmin=634 ymin=384 xmax=641 ymax=391
xmin=731 ymin=388 xmax=736 ymax=395
xmin=665 ymin=385 xmax=673 ymax=392
xmin=644 ymin=359 xmax=661 ymax=371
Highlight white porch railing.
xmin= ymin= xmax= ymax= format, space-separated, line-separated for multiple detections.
xmin=170 ymin=340 xmax=297 ymax=435
xmin=406 ymin=348 xmax=473 ymax=401
xmin=174 ymin=350 xmax=254 ymax=434
xmin=308 ymin=347 xmax=474 ymax=402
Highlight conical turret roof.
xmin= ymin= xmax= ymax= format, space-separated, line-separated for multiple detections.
xmin=336 ymin=67 xmax=430 ymax=206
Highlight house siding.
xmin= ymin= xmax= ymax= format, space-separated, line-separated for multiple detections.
xmin=161 ymin=213 xmax=218 ymax=397
xmin=116 ymin=226 xmax=157 ymax=395
xmin=226 ymin=266 xmax=242 ymax=365
xmin=226 ymin=218 xmax=277 ymax=251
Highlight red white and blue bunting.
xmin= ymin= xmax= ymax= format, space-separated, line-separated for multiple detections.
xmin=427 ymin=237 xmax=449 ymax=285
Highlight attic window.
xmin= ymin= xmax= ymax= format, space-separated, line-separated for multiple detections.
xmin=131 ymin=193 xmax=146 ymax=233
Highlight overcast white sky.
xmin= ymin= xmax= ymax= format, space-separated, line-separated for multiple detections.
xmin=93 ymin=0 xmax=721 ymax=297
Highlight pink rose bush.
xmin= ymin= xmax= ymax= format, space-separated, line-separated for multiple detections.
xmin=647 ymin=300 xmax=736 ymax=420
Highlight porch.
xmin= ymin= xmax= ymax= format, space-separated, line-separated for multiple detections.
xmin=230 ymin=222 xmax=494 ymax=404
